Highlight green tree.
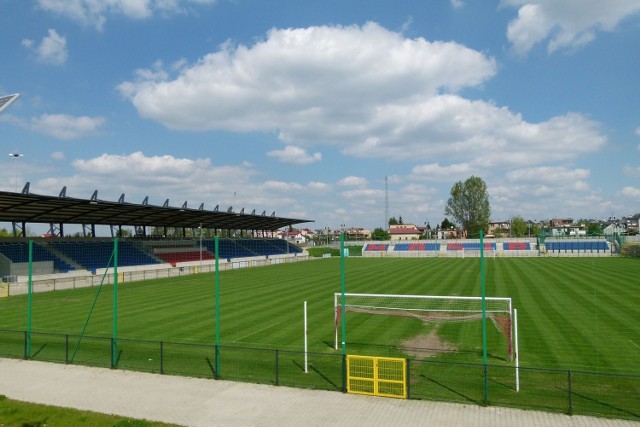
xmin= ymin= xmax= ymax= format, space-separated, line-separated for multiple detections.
xmin=441 ymin=218 xmax=454 ymax=230
xmin=577 ymin=220 xmax=603 ymax=236
xmin=445 ymin=176 xmax=491 ymax=237
xmin=510 ymin=216 xmax=528 ymax=237
xmin=388 ymin=217 xmax=399 ymax=226
xmin=371 ymin=227 xmax=390 ymax=240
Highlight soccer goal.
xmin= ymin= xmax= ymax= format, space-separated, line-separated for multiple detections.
xmin=334 ymin=293 xmax=513 ymax=360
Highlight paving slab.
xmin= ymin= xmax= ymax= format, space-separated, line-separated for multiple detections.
xmin=0 ymin=358 xmax=638 ymax=427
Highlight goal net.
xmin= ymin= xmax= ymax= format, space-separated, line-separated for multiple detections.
xmin=334 ymin=293 xmax=513 ymax=359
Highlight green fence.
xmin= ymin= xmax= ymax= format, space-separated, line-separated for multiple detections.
xmin=1 ymin=329 xmax=638 ymax=421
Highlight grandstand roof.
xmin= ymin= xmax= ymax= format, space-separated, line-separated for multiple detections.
xmin=0 ymin=186 xmax=312 ymax=232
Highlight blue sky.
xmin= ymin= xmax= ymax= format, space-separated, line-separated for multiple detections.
xmin=1 ymin=0 xmax=639 ymax=234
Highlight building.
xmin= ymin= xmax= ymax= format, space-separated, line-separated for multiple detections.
xmin=388 ymin=224 xmax=422 ymax=241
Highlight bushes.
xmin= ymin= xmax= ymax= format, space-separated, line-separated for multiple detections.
xmin=620 ymin=243 xmax=640 ymax=258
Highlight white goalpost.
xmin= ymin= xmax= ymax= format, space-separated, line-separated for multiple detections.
xmin=334 ymin=292 xmax=515 ymax=361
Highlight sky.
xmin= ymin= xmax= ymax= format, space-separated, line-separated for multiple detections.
xmin=1 ymin=0 xmax=639 ymax=234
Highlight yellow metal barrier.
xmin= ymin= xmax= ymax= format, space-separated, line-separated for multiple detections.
xmin=346 ymin=355 xmax=406 ymax=399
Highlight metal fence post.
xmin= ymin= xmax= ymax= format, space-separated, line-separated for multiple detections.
xmin=160 ymin=341 xmax=164 ymax=375
xmin=483 ymin=364 xmax=489 ymax=406
xmin=342 ymin=354 xmax=347 ymax=392
xmin=568 ymin=370 xmax=573 ymax=415
xmin=110 ymin=337 xmax=115 ymax=369
xmin=23 ymin=331 xmax=28 ymax=360
xmin=214 ymin=344 xmax=219 ymax=379
xmin=65 ymin=335 xmax=69 ymax=364
xmin=275 ymin=349 xmax=279 ymax=386
xmin=406 ymin=359 xmax=411 ymax=399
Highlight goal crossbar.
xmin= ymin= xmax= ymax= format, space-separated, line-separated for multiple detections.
xmin=334 ymin=293 xmax=513 ymax=359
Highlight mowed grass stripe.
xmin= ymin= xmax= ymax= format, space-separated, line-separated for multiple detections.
xmin=1 ymin=257 xmax=638 ymax=374
xmin=521 ymin=260 xmax=608 ymax=368
xmin=495 ymin=259 xmax=580 ymax=368
xmin=538 ymin=259 xmax=635 ymax=371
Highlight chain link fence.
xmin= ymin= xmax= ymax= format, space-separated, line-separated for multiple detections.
xmin=0 ymin=329 xmax=638 ymax=421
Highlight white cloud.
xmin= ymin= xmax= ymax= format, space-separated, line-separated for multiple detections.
xmin=30 ymin=114 xmax=105 ymax=139
xmin=338 ymin=176 xmax=368 ymax=187
xmin=119 ymin=23 xmax=605 ymax=173
xmin=51 ymin=151 xmax=65 ymax=160
xmin=411 ymin=163 xmax=475 ymax=180
xmin=619 ymin=186 xmax=640 ymax=199
xmin=64 ymin=151 xmax=258 ymax=206
xmin=37 ymin=0 xmax=217 ymax=31
xmin=22 ymin=29 xmax=68 ymax=65
xmin=119 ymin=22 xmax=497 ymax=130
xmin=451 ymin=0 xmax=464 ymax=9
xmin=307 ymin=181 xmax=331 ymax=192
xmin=623 ymin=165 xmax=640 ymax=178
xmin=503 ymin=0 xmax=640 ymax=55
xmin=506 ymin=166 xmax=591 ymax=184
xmin=259 ymin=180 xmax=303 ymax=192
xmin=267 ymin=145 xmax=321 ymax=165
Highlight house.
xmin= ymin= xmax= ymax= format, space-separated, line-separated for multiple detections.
xmin=388 ymin=224 xmax=422 ymax=241
xmin=343 ymin=227 xmax=371 ymax=241
xmin=543 ymin=218 xmax=586 ymax=237
xmin=623 ymin=214 xmax=640 ymax=234
xmin=488 ymin=221 xmax=510 ymax=236
xmin=278 ymin=230 xmax=307 ymax=245
xmin=550 ymin=218 xmax=574 ymax=228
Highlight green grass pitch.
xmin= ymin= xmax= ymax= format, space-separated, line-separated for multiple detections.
xmin=0 ymin=256 xmax=639 ymax=375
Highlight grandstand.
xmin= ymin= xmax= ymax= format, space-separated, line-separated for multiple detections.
xmin=0 ymin=187 xmax=310 ymax=292
xmin=363 ymin=238 xmax=612 ymax=258
xmin=1 ymin=237 xmax=306 ymax=288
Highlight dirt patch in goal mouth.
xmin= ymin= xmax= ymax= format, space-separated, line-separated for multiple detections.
xmin=400 ymin=325 xmax=456 ymax=359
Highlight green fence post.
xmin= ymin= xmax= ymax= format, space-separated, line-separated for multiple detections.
xmin=340 ymin=233 xmax=346 ymax=356
xmin=568 ymin=370 xmax=573 ymax=415
xmin=480 ymin=230 xmax=488 ymax=405
xmin=406 ymin=359 xmax=411 ymax=399
xmin=26 ymin=240 xmax=33 ymax=358
xmin=215 ymin=235 xmax=220 ymax=378
xmin=341 ymin=354 xmax=347 ymax=393
xmin=160 ymin=341 xmax=164 ymax=375
xmin=112 ymin=238 xmax=119 ymax=369
xmin=275 ymin=349 xmax=279 ymax=386
xmin=110 ymin=337 xmax=115 ymax=369
xmin=23 ymin=331 xmax=28 ymax=360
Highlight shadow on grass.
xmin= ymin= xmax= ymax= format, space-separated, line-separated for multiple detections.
xmin=30 ymin=343 xmax=47 ymax=358
xmin=291 ymin=359 xmax=340 ymax=391
xmin=564 ymin=387 xmax=640 ymax=419
xmin=419 ymin=373 xmax=480 ymax=405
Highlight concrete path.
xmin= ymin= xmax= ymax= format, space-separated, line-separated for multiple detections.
xmin=0 ymin=358 xmax=638 ymax=427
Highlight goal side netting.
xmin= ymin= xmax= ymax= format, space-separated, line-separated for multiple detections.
xmin=334 ymin=293 xmax=513 ymax=359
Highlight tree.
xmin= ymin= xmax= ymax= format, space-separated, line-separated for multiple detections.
xmin=388 ymin=217 xmax=399 ymax=226
xmin=445 ymin=176 xmax=491 ymax=237
xmin=510 ymin=216 xmax=527 ymax=237
xmin=441 ymin=218 xmax=454 ymax=230
xmin=371 ymin=227 xmax=390 ymax=240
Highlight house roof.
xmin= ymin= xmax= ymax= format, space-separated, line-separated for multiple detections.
xmin=389 ymin=227 xmax=421 ymax=235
